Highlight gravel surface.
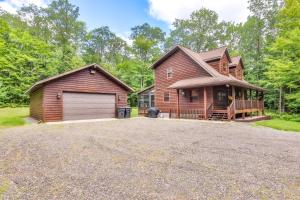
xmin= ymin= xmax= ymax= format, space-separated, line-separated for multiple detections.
xmin=0 ymin=118 xmax=300 ymax=199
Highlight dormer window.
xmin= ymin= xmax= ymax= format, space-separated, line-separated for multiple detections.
xmin=167 ymin=67 xmax=173 ymax=79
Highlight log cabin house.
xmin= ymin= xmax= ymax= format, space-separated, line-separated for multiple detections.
xmin=138 ymin=45 xmax=265 ymax=120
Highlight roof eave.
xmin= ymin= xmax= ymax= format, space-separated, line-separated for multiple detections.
xmin=137 ymin=85 xmax=154 ymax=94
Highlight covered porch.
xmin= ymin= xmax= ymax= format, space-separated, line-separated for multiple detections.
xmin=168 ymin=76 xmax=265 ymax=121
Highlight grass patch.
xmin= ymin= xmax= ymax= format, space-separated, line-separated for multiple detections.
xmin=0 ymin=107 xmax=29 ymax=128
xmin=131 ymin=107 xmax=138 ymax=117
xmin=256 ymin=119 xmax=300 ymax=132
xmin=0 ymin=178 xmax=9 ymax=198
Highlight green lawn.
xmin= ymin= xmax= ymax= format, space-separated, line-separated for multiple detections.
xmin=131 ymin=107 xmax=138 ymax=117
xmin=0 ymin=107 xmax=29 ymax=128
xmin=256 ymin=119 xmax=300 ymax=132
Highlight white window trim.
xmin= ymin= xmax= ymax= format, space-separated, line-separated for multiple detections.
xmin=164 ymin=92 xmax=170 ymax=102
xmin=167 ymin=67 xmax=173 ymax=79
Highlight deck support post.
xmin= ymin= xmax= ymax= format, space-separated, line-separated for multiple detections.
xmin=176 ymin=89 xmax=180 ymax=118
xmin=204 ymin=87 xmax=207 ymax=119
xmin=242 ymin=88 xmax=245 ymax=119
xmin=232 ymin=86 xmax=236 ymax=120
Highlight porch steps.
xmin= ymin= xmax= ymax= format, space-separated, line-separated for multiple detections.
xmin=208 ymin=112 xmax=228 ymax=121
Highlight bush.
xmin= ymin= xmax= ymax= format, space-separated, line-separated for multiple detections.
xmin=266 ymin=110 xmax=300 ymax=122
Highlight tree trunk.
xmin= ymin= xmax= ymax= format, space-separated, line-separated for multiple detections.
xmin=278 ymin=87 xmax=282 ymax=113
xmin=282 ymin=88 xmax=285 ymax=113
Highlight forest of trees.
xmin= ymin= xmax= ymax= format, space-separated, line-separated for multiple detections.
xmin=0 ymin=0 xmax=299 ymax=113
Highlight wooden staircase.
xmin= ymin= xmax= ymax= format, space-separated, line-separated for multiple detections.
xmin=208 ymin=111 xmax=228 ymax=120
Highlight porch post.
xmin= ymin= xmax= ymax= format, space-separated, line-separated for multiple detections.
xmin=204 ymin=87 xmax=207 ymax=119
xmin=242 ymin=88 xmax=245 ymax=119
xmin=232 ymin=86 xmax=236 ymax=120
xmin=176 ymin=89 xmax=180 ymax=118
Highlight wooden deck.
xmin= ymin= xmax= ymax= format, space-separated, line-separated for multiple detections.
xmin=169 ymin=99 xmax=264 ymax=121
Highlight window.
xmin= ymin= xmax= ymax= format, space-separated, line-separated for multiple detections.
xmin=151 ymin=95 xmax=155 ymax=107
xmin=139 ymin=95 xmax=150 ymax=107
xmin=164 ymin=92 xmax=170 ymax=102
xmin=167 ymin=68 xmax=173 ymax=78
xmin=190 ymin=90 xmax=199 ymax=102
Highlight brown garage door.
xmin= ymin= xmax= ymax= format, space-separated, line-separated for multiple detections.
xmin=63 ymin=92 xmax=116 ymax=120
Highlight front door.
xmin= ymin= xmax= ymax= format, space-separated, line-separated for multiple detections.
xmin=213 ymin=87 xmax=228 ymax=109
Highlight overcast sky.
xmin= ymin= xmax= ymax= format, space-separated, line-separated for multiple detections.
xmin=0 ymin=0 xmax=251 ymax=39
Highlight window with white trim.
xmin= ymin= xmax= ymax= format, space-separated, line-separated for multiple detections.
xmin=167 ymin=67 xmax=173 ymax=79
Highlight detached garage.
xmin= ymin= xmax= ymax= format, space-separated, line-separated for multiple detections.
xmin=28 ymin=64 xmax=133 ymax=122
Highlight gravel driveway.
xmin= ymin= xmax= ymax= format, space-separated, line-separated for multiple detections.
xmin=0 ymin=118 xmax=300 ymax=199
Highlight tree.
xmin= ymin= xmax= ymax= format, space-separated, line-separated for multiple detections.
xmin=83 ymin=26 xmax=128 ymax=67
xmin=18 ymin=4 xmax=51 ymax=42
xmin=130 ymin=23 xmax=165 ymax=44
xmin=45 ymin=0 xmax=85 ymax=72
xmin=265 ymin=0 xmax=300 ymax=112
xmin=165 ymin=8 xmax=239 ymax=52
xmin=130 ymin=23 xmax=165 ymax=89
xmin=0 ymin=17 xmax=57 ymax=105
xmin=237 ymin=16 xmax=265 ymax=81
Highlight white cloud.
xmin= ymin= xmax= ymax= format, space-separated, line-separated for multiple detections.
xmin=116 ymin=31 xmax=133 ymax=46
xmin=0 ymin=0 xmax=47 ymax=13
xmin=148 ymin=0 xmax=250 ymax=26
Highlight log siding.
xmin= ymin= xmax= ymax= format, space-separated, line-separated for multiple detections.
xmin=29 ymin=88 xmax=43 ymax=121
xmin=154 ymin=49 xmax=211 ymax=113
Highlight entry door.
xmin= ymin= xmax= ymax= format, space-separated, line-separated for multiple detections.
xmin=63 ymin=92 xmax=116 ymax=120
xmin=213 ymin=87 xmax=228 ymax=109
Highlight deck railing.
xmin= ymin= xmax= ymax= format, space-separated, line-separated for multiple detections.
xmin=169 ymin=108 xmax=205 ymax=119
xmin=235 ymin=100 xmax=263 ymax=110
xmin=168 ymin=100 xmax=263 ymax=120
xmin=138 ymin=107 xmax=149 ymax=116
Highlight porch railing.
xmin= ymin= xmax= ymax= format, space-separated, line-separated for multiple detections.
xmin=235 ymin=100 xmax=263 ymax=110
xmin=168 ymin=100 xmax=263 ymax=120
xmin=138 ymin=107 xmax=149 ymax=116
xmin=169 ymin=108 xmax=205 ymax=119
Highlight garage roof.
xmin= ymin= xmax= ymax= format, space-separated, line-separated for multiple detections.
xmin=27 ymin=64 xmax=133 ymax=93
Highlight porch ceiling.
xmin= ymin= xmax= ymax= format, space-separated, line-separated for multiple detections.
xmin=168 ymin=75 xmax=265 ymax=91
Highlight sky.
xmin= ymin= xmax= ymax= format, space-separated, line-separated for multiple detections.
xmin=0 ymin=0 xmax=251 ymax=39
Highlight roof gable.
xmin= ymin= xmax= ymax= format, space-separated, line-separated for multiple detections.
xmin=27 ymin=64 xmax=133 ymax=93
xmin=137 ymin=85 xmax=154 ymax=94
xmin=198 ymin=47 xmax=232 ymax=63
xmin=229 ymin=56 xmax=244 ymax=69
xmin=152 ymin=45 xmax=223 ymax=78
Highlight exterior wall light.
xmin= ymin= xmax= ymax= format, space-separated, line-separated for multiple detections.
xmin=90 ymin=69 xmax=96 ymax=74
xmin=57 ymin=92 xmax=62 ymax=99
xmin=180 ymin=90 xmax=186 ymax=96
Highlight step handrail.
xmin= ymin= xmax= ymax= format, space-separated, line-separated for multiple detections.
xmin=227 ymin=101 xmax=235 ymax=120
